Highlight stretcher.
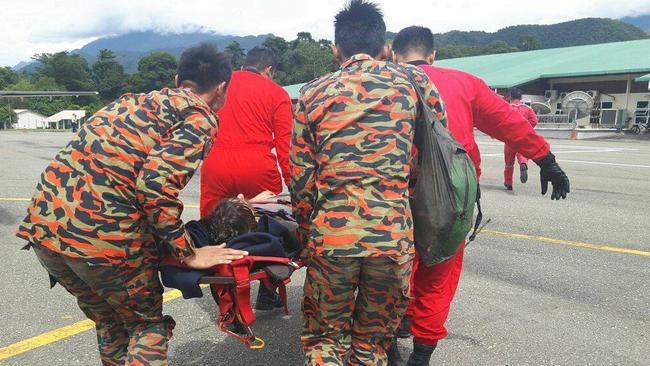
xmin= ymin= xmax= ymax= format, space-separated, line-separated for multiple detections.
xmin=162 ymin=255 xmax=303 ymax=349
xmin=162 ymin=197 xmax=304 ymax=349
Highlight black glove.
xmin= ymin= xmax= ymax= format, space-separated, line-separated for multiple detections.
xmin=534 ymin=152 xmax=570 ymax=200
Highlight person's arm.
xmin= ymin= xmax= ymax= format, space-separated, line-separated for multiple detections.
xmin=527 ymin=106 xmax=539 ymax=128
xmin=135 ymin=103 xmax=217 ymax=260
xmin=472 ymin=78 xmax=549 ymax=160
xmin=472 ymin=79 xmax=569 ymax=199
xmin=289 ymin=97 xmax=317 ymax=247
xmin=272 ymin=91 xmax=293 ymax=187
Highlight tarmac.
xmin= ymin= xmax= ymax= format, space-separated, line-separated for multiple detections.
xmin=0 ymin=131 xmax=648 ymax=365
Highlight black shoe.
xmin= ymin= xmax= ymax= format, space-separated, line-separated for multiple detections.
xmin=254 ymin=285 xmax=283 ymax=311
xmin=387 ymin=336 xmax=403 ymax=366
xmin=504 ymin=184 xmax=513 ymax=191
xmin=396 ymin=315 xmax=412 ymax=338
xmin=405 ymin=342 xmax=437 ymax=366
xmin=520 ymin=163 xmax=528 ymax=183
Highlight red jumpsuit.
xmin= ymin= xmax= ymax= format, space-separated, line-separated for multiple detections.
xmin=406 ymin=62 xmax=550 ymax=346
xmin=200 ymin=70 xmax=293 ymax=218
xmin=504 ymin=100 xmax=539 ymax=186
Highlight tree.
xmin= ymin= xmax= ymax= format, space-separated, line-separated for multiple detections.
xmin=482 ymin=41 xmax=519 ymax=55
xmin=268 ymin=33 xmax=337 ymax=86
xmin=262 ymin=36 xmax=289 ymax=57
xmin=0 ymin=105 xmax=17 ymax=129
xmin=225 ymin=41 xmax=245 ymax=70
xmin=33 ymin=52 xmax=95 ymax=91
xmin=92 ymin=49 xmax=127 ymax=101
xmin=518 ymin=36 xmax=541 ymax=51
xmin=131 ymin=52 xmax=177 ymax=93
xmin=0 ymin=67 xmax=19 ymax=89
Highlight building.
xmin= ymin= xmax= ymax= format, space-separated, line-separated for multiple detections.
xmin=43 ymin=110 xmax=86 ymax=130
xmin=12 ymin=109 xmax=46 ymax=129
xmin=283 ymin=39 xmax=650 ymax=138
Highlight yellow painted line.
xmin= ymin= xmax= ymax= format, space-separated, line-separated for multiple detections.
xmin=483 ymin=229 xmax=650 ymax=257
xmin=0 ymin=286 xmax=207 ymax=361
xmin=0 ymin=198 xmax=201 ymax=207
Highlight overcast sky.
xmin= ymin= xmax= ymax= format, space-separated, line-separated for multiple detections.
xmin=2 ymin=0 xmax=649 ymax=67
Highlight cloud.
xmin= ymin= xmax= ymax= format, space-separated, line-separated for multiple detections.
xmin=1 ymin=0 xmax=650 ymax=67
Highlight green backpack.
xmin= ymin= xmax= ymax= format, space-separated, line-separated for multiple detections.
xmin=404 ymin=69 xmax=483 ymax=266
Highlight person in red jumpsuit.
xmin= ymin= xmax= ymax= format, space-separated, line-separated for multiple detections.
xmin=390 ymin=26 xmax=570 ymax=366
xmin=200 ymin=46 xmax=292 ymax=218
xmin=200 ymin=46 xmax=293 ymax=310
xmin=504 ymin=87 xmax=539 ymax=190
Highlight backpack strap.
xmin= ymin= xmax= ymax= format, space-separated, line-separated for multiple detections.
xmin=467 ymin=185 xmax=491 ymax=243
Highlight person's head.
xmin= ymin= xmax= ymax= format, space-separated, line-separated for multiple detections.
xmin=392 ymin=26 xmax=436 ymax=65
xmin=244 ymin=46 xmax=278 ymax=80
xmin=509 ymin=88 xmax=523 ymax=101
xmin=332 ymin=0 xmax=388 ymax=63
xmin=175 ymin=43 xmax=232 ymax=111
xmin=200 ymin=198 xmax=257 ymax=244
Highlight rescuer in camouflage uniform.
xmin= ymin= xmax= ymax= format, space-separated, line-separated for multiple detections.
xmin=289 ymin=1 xmax=447 ymax=365
xmin=16 ymin=44 xmax=248 ymax=366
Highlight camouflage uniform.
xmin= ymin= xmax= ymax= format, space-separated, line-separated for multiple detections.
xmin=290 ymin=54 xmax=446 ymax=365
xmin=16 ymin=88 xmax=219 ymax=366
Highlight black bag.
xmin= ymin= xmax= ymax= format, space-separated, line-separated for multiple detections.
xmin=403 ymin=68 xmax=483 ymax=266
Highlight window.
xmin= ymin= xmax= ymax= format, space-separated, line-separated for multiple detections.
xmin=636 ymin=101 xmax=649 ymax=109
xmin=600 ymin=102 xmax=613 ymax=109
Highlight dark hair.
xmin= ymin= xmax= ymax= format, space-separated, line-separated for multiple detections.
xmin=334 ymin=0 xmax=386 ymax=58
xmin=200 ymin=198 xmax=256 ymax=244
xmin=392 ymin=26 xmax=434 ymax=57
xmin=509 ymin=88 xmax=523 ymax=100
xmin=244 ymin=46 xmax=278 ymax=71
xmin=177 ymin=43 xmax=232 ymax=93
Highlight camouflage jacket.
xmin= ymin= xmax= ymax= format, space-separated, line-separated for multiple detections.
xmin=290 ymin=54 xmax=447 ymax=258
xmin=16 ymin=88 xmax=219 ymax=263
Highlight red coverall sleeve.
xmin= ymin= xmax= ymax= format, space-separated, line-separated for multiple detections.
xmin=472 ymin=79 xmax=549 ymax=161
xmin=272 ymin=92 xmax=293 ymax=187
xmin=526 ymin=106 xmax=539 ymax=127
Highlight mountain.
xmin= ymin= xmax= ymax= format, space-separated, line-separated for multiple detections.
xmin=621 ymin=14 xmax=650 ymax=34
xmin=15 ymin=31 xmax=271 ymax=73
xmin=14 ymin=17 xmax=647 ymax=73
xmin=431 ymin=18 xmax=647 ymax=49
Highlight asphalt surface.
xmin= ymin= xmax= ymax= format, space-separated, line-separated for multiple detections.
xmin=0 ymin=131 xmax=648 ymax=365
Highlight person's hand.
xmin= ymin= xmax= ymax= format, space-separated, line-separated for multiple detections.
xmin=534 ymin=152 xmax=570 ymax=200
xmin=183 ymin=244 xmax=248 ymax=269
xmin=247 ymin=190 xmax=276 ymax=203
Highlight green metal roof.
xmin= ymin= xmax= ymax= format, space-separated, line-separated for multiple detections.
xmin=284 ymin=82 xmax=305 ymax=100
xmin=435 ymin=39 xmax=650 ymax=88
xmin=283 ymin=39 xmax=650 ymax=95
xmin=636 ymin=73 xmax=650 ymax=82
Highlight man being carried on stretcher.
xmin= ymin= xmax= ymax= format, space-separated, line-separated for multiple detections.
xmin=161 ymin=191 xmax=298 ymax=309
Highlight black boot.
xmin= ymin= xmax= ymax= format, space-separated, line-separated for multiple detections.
xmin=387 ymin=336 xmax=403 ymax=366
xmin=406 ymin=342 xmax=437 ymax=366
xmin=396 ymin=315 xmax=412 ymax=338
xmin=520 ymin=163 xmax=528 ymax=183
xmin=254 ymin=283 xmax=283 ymax=310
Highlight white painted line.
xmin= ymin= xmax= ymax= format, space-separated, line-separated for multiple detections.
xmin=481 ymin=154 xmax=650 ymax=168
xmin=476 ymin=141 xmax=638 ymax=150
xmin=481 ymin=148 xmax=639 ymax=157
xmin=555 ymin=159 xmax=650 ymax=169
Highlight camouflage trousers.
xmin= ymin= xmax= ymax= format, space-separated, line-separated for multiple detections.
xmin=32 ymin=244 xmax=174 ymax=366
xmin=302 ymin=255 xmax=412 ymax=366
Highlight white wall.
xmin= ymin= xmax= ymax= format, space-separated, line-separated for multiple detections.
xmin=15 ymin=111 xmax=45 ymax=129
